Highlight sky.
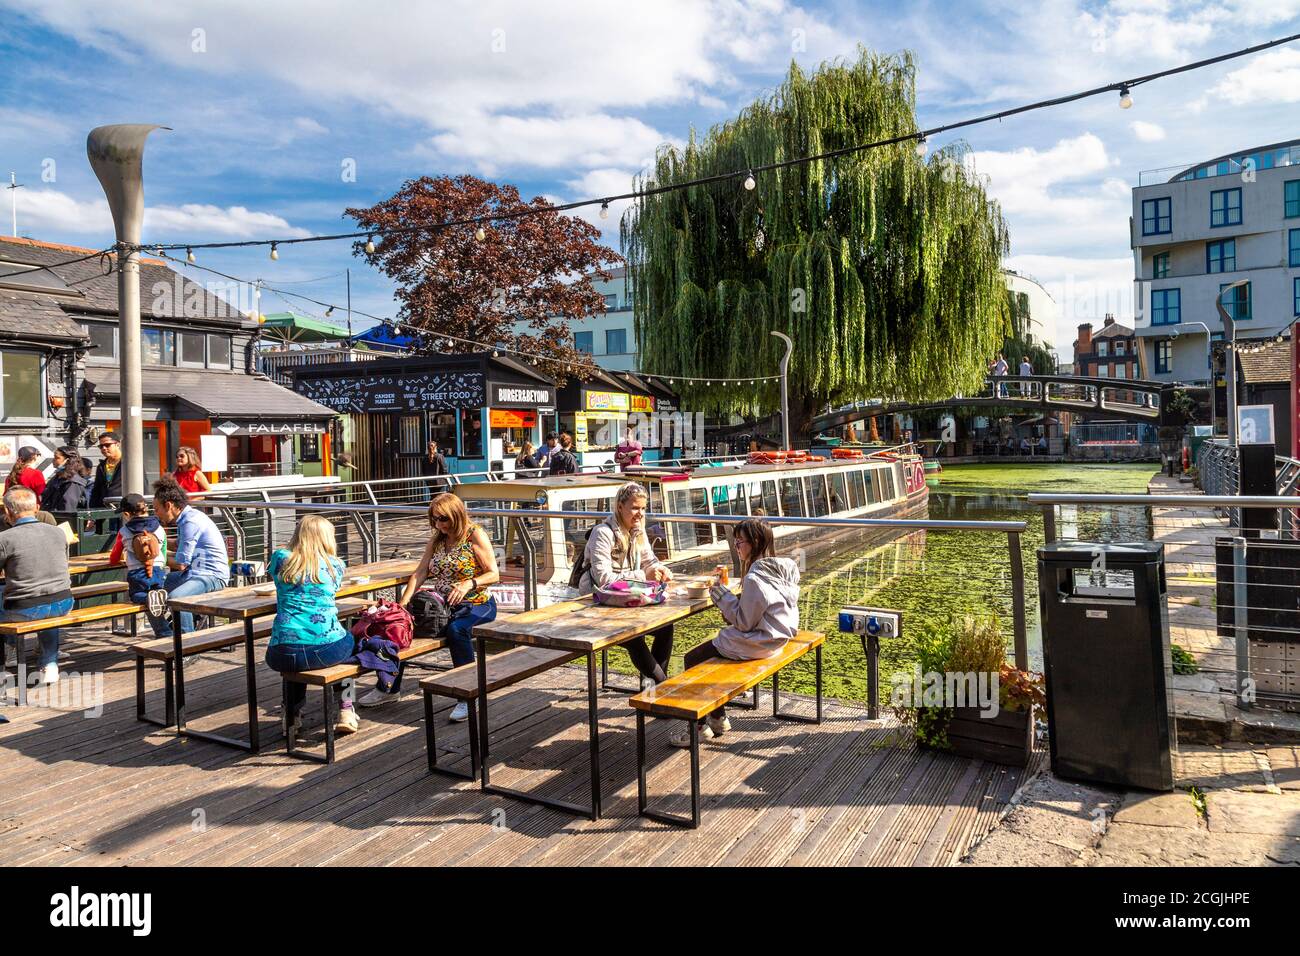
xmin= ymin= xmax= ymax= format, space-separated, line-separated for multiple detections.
xmin=2 ymin=0 xmax=1299 ymax=354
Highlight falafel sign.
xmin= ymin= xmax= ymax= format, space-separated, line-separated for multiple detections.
xmin=293 ymin=370 xmax=486 ymax=413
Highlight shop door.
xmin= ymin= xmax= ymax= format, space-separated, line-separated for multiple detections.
xmin=395 ymin=414 xmax=423 ymax=479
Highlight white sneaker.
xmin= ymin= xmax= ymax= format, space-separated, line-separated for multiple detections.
xmin=705 ymin=713 xmax=730 ymax=737
xmin=358 ymin=686 xmax=399 ymax=707
xmin=335 ymin=707 xmax=360 ymax=735
xmin=448 ymin=701 xmax=469 ymax=722
xmin=668 ymin=722 xmax=715 ymax=748
xmin=40 ymin=663 xmax=59 ymax=685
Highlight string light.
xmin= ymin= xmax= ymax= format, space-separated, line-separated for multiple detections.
xmin=325 ymin=306 xmax=334 ymax=317
xmin=599 ymin=201 xmax=609 ymax=220
xmin=364 ymin=235 xmax=375 ymax=254
xmin=269 ymin=242 xmax=279 ymax=261
xmin=915 ymin=135 xmax=927 ymax=157
xmin=743 ymin=171 xmax=756 ymax=191
xmin=186 ymin=247 xmax=195 ymax=264
xmin=1118 ymin=85 xmax=1133 ymax=109
xmin=475 ymin=226 xmax=486 ymax=242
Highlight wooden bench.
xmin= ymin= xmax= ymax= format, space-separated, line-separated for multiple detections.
xmin=630 ymin=630 xmax=825 ymax=828
xmin=0 ymin=602 xmax=144 ymax=705
xmin=130 ymin=597 xmax=376 ymax=728
xmin=70 ymin=580 xmax=130 ymax=602
xmin=280 ymin=637 xmax=447 ymax=764
xmin=418 ymin=646 xmax=581 ymax=779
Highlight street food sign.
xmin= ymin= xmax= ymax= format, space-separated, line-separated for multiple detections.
xmin=585 ymin=390 xmax=630 ymax=412
xmin=490 ymin=383 xmax=555 ymax=408
xmin=294 ymin=369 xmax=486 ymax=413
xmin=215 ymin=420 xmax=328 ymax=437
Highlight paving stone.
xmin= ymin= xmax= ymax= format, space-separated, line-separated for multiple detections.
xmin=961 ymin=773 xmax=1119 ymax=867
xmin=1092 ymin=822 xmax=1300 ymax=866
xmin=1111 ymin=791 xmax=1199 ymax=828
xmin=1267 ymin=746 xmax=1300 ymax=790
xmin=1207 ymin=790 xmax=1300 ymax=837
xmin=1174 ymin=745 xmax=1271 ymax=792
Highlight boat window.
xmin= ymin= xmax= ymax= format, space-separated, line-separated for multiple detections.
xmin=711 ymin=482 xmax=745 ymax=541
xmin=828 ymin=472 xmax=849 ymax=514
xmin=882 ymin=470 xmax=895 ymax=500
xmin=645 ymin=484 xmax=669 ymax=561
xmin=689 ymin=487 xmax=713 ymax=545
xmin=747 ymin=480 xmax=779 ymax=517
xmin=850 ymin=469 xmax=867 ymax=508
xmin=863 ymin=469 xmax=877 ymax=505
xmin=779 ymin=477 xmax=805 ymax=517
xmin=666 ymin=488 xmax=698 ymax=551
xmin=561 ymin=497 xmax=608 ymax=567
xmin=806 ymin=475 xmax=830 ymax=517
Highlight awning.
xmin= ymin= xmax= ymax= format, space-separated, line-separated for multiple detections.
xmin=84 ymin=367 xmax=337 ymax=421
xmin=259 ymin=311 xmax=353 ymax=345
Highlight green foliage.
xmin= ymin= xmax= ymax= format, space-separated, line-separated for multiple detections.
xmin=622 ymin=48 xmax=1011 ymax=430
xmin=1171 ymin=643 xmax=1199 ymax=675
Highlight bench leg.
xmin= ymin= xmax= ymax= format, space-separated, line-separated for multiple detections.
xmin=323 ymin=685 xmax=337 ymax=765
xmin=283 ymin=680 xmax=296 ymax=756
xmin=729 ymin=684 xmax=759 ymax=710
xmin=165 ymin=661 xmax=175 ymax=728
xmin=772 ymin=647 xmax=823 ymax=724
xmin=599 ymin=646 xmax=636 ymax=693
xmin=424 ymin=690 xmax=476 ymax=781
xmin=637 ymin=710 xmax=701 ymax=829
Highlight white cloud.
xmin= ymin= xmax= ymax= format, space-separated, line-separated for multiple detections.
xmin=14 ymin=188 xmax=310 ymax=240
xmin=1006 ymin=253 xmax=1137 ymax=347
xmin=1208 ymin=48 xmax=1300 ymax=106
xmin=1129 ymin=120 xmax=1165 ymax=142
xmin=428 ymin=114 xmax=674 ymax=176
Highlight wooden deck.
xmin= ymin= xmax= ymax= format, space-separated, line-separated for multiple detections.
xmin=0 ymin=623 xmax=1040 ymax=866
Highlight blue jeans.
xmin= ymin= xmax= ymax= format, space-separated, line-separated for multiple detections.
xmin=149 ymin=570 xmax=228 ymax=637
xmin=266 ymin=631 xmax=355 ymax=717
xmin=127 ymin=566 xmax=168 ymax=604
xmin=445 ymin=598 xmax=498 ymax=667
xmin=3 ymin=597 xmax=75 ymax=668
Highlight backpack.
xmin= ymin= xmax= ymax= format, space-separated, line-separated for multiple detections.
xmin=410 ymin=589 xmax=453 ymax=639
xmin=551 ymin=449 xmax=578 ymax=475
xmin=568 ymin=526 xmax=597 ymax=590
xmin=349 ymin=599 xmax=415 ymax=650
xmin=131 ymin=528 xmax=161 ymax=575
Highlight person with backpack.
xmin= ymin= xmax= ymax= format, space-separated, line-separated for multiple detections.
xmin=669 ymin=517 xmax=801 ymax=748
xmin=576 ymin=481 xmax=674 ymax=690
xmin=264 ymin=515 xmax=361 ymax=737
xmin=549 ymin=432 xmax=579 ymax=475
xmin=41 ymin=447 xmax=89 ymax=514
xmin=108 ymin=493 xmax=168 ymax=615
xmin=394 ymin=493 xmax=499 ymax=721
xmin=147 ymin=478 xmax=230 ymax=637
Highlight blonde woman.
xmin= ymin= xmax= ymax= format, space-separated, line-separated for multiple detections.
xmin=264 ymin=515 xmax=360 ymax=736
xmin=391 ymin=493 xmax=500 ymax=720
xmin=173 ymin=446 xmax=212 ymax=495
xmin=579 ymin=481 xmax=675 ymax=690
xmin=515 ymin=440 xmax=542 ymax=477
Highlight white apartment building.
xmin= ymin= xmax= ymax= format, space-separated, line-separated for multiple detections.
xmin=1132 ymin=139 xmax=1300 ymax=385
xmin=513 ymin=266 xmax=637 ymax=371
xmin=1004 ymin=269 xmax=1057 ymax=348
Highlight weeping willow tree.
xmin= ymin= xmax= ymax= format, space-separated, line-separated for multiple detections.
xmin=622 ymin=48 xmax=1011 ymax=439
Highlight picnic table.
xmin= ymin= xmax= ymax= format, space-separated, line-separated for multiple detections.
xmin=471 ymin=574 xmax=734 ymax=821
xmin=166 ymin=557 xmax=419 ymax=753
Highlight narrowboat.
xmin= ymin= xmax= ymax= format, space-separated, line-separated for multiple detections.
xmin=453 ymin=449 xmax=929 ymax=608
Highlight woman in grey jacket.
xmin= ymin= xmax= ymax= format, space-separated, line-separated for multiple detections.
xmin=670 ymin=517 xmax=800 ymax=747
xmin=579 ymin=482 xmax=674 ymax=689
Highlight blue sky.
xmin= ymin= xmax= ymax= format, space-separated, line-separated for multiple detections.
xmin=2 ymin=0 xmax=1299 ymax=350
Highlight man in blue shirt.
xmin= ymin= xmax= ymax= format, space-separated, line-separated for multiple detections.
xmin=149 ymin=478 xmax=230 ymax=637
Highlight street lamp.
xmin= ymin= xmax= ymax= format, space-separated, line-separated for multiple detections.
xmin=1217 ymin=279 xmax=1250 ymax=445
xmin=1167 ymin=321 xmax=1216 ymax=433
xmin=770 ymin=331 xmax=793 ymax=449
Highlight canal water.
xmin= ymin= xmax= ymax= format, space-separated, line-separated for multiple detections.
xmin=656 ymin=461 xmax=1160 ymax=704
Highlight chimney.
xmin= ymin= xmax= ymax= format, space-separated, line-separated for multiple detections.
xmin=1103 ymin=313 xmax=1115 ymax=327
xmin=1076 ymin=322 xmax=1093 ymax=356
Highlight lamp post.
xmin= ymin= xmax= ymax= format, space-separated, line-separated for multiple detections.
xmin=87 ymin=124 xmax=168 ymax=497
xmin=770 ymin=330 xmax=793 ymax=449
xmin=1217 ymin=279 xmax=1250 ymax=445
xmin=1168 ymin=321 xmax=1216 ymax=432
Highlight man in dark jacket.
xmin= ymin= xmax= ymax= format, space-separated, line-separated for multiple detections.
xmin=420 ymin=440 xmax=449 ymax=500
xmin=89 ymin=431 xmax=123 ymax=507
xmin=549 ymin=432 xmax=579 ymax=475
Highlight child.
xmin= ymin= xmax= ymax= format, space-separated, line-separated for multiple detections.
xmin=109 ymin=493 xmax=168 ymax=619
xmin=670 ymin=518 xmax=800 ymax=747
xmin=264 ymin=515 xmax=360 ymax=737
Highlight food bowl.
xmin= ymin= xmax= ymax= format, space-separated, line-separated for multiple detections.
xmin=346 ymin=575 xmax=372 ymax=586
xmin=251 ymin=583 xmax=276 ymax=595
xmin=681 ymin=583 xmax=712 ymax=599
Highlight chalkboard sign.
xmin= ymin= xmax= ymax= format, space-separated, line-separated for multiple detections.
xmin=294 ymin=369 xmax=486 ymax=414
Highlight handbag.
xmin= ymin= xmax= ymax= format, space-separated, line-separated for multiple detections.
xmin=410 ymin=589 xmax=453 ymax=639
xmin=350 ymin=599 xmax=415 ymax=650
xmin=592 ymin=579 xmax=667 ymax=607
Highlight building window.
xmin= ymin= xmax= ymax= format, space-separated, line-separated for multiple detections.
xmin=1114 ymin=340 xmax=1126 ymax=356
xmin=1096 ymin=364 xmax=1109 ymax=378
xmin=1142 ymin=197 xmax=1171 ymax=235
xmin=1152 ymin=288 xmax=1181 ymax=325
xmin=602 ymin=294 xmax=618 ymax=311
xmin=1114 ymin=364 xmax=1127 ymax=379
xmin=1219 ymin=282 xmax=1251 ymax=321
xmin=574 ymin=331 xmax=594 ymax=354
xmin=1290 ymin=228 xmax=1300 ymax=268
xmin=0 ymin=351 xmax=43 ymax=421
xmin=1295 ymin=277 xmax=1300 ymax=317
xmin=81 ymin=322 xmax=117 ymax=361
xmin=141 ymin=328 xmax=174 ymax=366
xmin=605 ymin=328 xmax=627 ymax=354
xmin=1152 ymin=252 xmax=1170 ymax=278
xmin=1210 ymin=188 xmax=1242 ymax=227
xmin=207 ymin=334 xmax=232 ymax=369
xmin=178 ymin=331 xmax=206 ymax=367
xmin=1206 ymin=239 xmax=1235 ymax=273
xmin=1096 ymin=340 xmax=1109 ymax=357
xmin=1286 ymin=179 xmax=1300 ymax=219
xmin=1155 ymin=340 xmax=1172 ymax=374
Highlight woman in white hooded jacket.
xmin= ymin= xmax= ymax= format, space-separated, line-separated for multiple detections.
xmin=670 ymin=517 xmax=800 ymax=747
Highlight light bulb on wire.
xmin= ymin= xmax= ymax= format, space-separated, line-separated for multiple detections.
xmin=325 ymin=306 xmax=334 ymax=317
xmin=186 ymin=247 xmax=195 ymax=264
xmin=1118 ymin=85 xmax=1133 ymax=109
xmin=743 ymin=170 xmax=756 ymax=191
xmin=475 ymin=226 xmax=486 ymax=242
xmin=269 ymin=242 xmax=279 ymax=261
xmin=599 ymin=201 xmax=609 ymax=220
xmin=364 ymin=235 xmax=376 ymax=254
xmin=915 ymin=135 xmax=928 ymax=157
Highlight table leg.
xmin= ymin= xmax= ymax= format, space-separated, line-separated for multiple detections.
xmin=244 ymin=617 xmax=260 ymax=754
xmin=586 ymin=650 xmax=601 ymax=821
xmin=171 ymin=609 xmax=187 ymax=733
xmin=476 ymin=632 xmax=490 ymax=788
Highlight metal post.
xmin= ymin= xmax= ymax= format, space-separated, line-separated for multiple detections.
xmin=1217 ymin=281 xmax=1248 ymax=446
xmin=771 ymin=331 xmax=792 ymax=449
xmin=1008 ymin=531 xmax=1028 ymax=672
xmin=88 ymin=124 xmax=167 ymax=497
xmin=1042 ymin=504 xmax=1057 ymax=544
xmin=1232 ymin=536 xmax=1252 ymax=710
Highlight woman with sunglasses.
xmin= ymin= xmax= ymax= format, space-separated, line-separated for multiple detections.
xmin=386 ymin=493 xmax=499 ymax=720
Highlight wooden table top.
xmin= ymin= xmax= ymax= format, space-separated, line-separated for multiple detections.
xmin=167 ymin=558 xmax=418 ymax=619
xmin=475 ymin=575 xmax=733 ymax=652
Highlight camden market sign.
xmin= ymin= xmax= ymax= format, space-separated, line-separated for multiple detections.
xmin=294 ymin=369 xmax=487 ymax=414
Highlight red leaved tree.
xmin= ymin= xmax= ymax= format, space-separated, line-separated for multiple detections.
xmin=347 ymin=175 xmax=620 ymax=384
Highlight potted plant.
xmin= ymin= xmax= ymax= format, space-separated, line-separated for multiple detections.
xmin=892 ymin=615 xmax=1043 ymax=767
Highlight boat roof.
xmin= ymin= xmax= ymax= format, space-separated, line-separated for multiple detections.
xmin=454 ymin=474 xmax=628 ymax=498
